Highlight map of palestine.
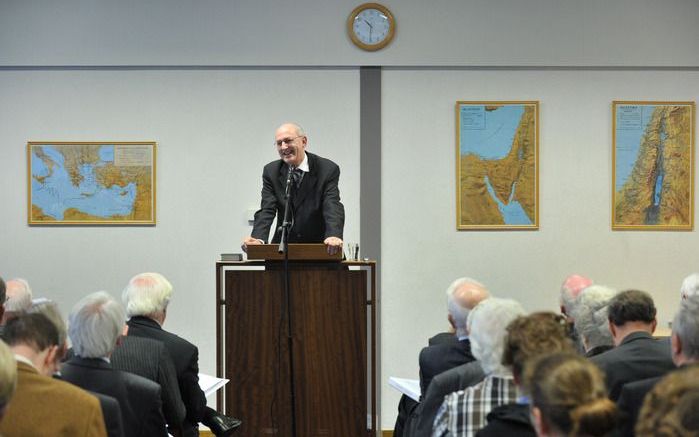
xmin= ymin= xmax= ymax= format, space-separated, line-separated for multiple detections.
xmin=30 ymin=144 xmax=154 ymax=224
xmin=459 ymin=104 xmax=537 ymax=227
xmin=615 ymin=105 xmax=692 ymax=227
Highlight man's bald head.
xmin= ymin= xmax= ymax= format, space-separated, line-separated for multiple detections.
xmin=560 ymin=274 xmax=593 ymax=317
xmin=446 ymin=277 xmax=490 ymax=337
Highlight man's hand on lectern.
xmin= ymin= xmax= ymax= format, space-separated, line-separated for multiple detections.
xmin=241 ymin=236 xmax=263 ymax=253
xmin=324 ymin=237 xmax=343 ymax=256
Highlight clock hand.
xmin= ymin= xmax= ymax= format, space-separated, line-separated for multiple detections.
xmin=363 ymin=19 xmax=373 ymax=29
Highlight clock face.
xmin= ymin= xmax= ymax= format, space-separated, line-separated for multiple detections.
xmin=352 ymin=8 xmax=390 ymax=45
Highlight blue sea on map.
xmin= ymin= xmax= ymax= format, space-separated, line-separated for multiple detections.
xmin=461 ymin=105 xmax=524 ymax=160
xmin=616 ymin=105 xmax=655 ymax=191
xmin=484 ymin=176 xmax=532 ymax=225
xmin=31 ymin=146 xmax=137 ymax=220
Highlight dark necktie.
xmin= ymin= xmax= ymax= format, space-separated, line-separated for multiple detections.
xmin=290 ymin=168 xmax=303 ymax=188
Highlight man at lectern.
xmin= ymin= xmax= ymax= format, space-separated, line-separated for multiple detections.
xmin=241 ymin=122 xmax=345 ymax=255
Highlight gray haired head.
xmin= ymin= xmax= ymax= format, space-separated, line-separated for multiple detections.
xmin=572 ymin=285 xmax=617 ymax=351
xmin=68 ymin=291 xmax=125 ymax=359
xmin=680 ymin=273 xmax=699 ymax=300
xmin=673 ymin=295 xmax=699 ymax=362
xmin=468 ymin=297 xmax=526 ymax=376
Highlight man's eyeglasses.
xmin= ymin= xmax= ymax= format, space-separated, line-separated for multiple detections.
xmin=274 ymin=136 xmax=303 ymax=147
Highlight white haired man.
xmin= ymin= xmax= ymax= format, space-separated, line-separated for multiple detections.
xmin=123 ymin=272 xmax=240 ymax=437
xmin=432 ymin=297 xmax=526 ymax=437
xmin=680 ymin=273 xmax=699 ymax=300
xmin=61 ymin=291 xmax=167 ymax=437
xmin=571 ymin=285 xmax=618 ymax=357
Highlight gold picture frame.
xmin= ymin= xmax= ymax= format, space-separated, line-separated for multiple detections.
xmin=456 ymin=101 xmax=539 ymax=230
xmin=612 ymin=101 xmax=695 ymax=230
xmin=27 ymin=141 xmax=156 ymax=225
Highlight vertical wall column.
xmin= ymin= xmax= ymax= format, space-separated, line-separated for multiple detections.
xmin=360 ymin=66 xmax=381 ymax=268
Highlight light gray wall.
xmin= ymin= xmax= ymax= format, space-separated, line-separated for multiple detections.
xmin=2 ymin=0 xmax=699 ymax=431
xmin=2 ymin=0 xmax=699 ymax=67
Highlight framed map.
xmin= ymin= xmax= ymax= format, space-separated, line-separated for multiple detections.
xmin=456 ymin=101 xmax=539 ymax=230
xmin=612 ymin=102 xmax=695 ymax=230
xmin=27 ymin=142 xmax=156 ymax=225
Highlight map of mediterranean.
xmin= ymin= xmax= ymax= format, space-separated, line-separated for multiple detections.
xmin=614 ymin=104 xmax=692 ymax=227
xmin=30 ymin=144 xmax=154 ymax=223
xmin=458 ymin=104 xmax=537 ymax=226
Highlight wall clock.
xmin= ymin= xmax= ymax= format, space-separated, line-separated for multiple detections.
xmin=347 ymin=3 xmax=396 ymax=51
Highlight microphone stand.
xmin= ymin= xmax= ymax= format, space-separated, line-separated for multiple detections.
xmin=276 ymin=166 xmax=297 ymax=436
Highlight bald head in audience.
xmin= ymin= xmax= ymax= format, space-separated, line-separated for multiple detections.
xmin=559 ymin=274 xmax=593 ymax=320
xmin=2 ymin=279 xmax=33 ymax=325
xmin=446 ymin=277 xmax=490 ymax=337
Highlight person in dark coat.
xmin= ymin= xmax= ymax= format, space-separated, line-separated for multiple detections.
xmin=61 ymin=291 xmax=167 ymax=437
xmin=590 ymin=290 xmax=674 ymax=401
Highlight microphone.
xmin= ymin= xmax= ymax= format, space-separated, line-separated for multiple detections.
xmin=285 ymin=165 xmax=294 ymax=197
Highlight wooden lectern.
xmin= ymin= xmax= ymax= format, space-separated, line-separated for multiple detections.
xmin=215 ymin=244 xmax=379 ymax=436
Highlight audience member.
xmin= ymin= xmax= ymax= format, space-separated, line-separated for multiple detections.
xmin=397 ymin=278 xmax=489 ymax=436
xmin=476 ymin=312 xmax=575 ymax=437
xmin=432 ymin=298 xmax=526 ymax=437
xmin=123 ymin=272 xmax=240 ymax=437
xmin=680 ymin=272 xmax=699 ymax=300
xmin=571 ymin=285 xmax=617 ymax=357
xmin=0 ymin=340 xmax=16 ymax=422
xmin=1 ymin=279 xmax=32 ymax=324
xmin=419 ymin=278 xmax=489 ymax=394
xmin=559 ymin=274 xmax=593 ymax=351
xmin=0 ymin=313 xmax=107 ymax=436
xmin=617 ymin=295 xmax=699 ymax=436
xmin=61 ymin=291 xmax=167 ymax=437
xmin=529 ymin=352 xmax=617 ymax=437
xmin=635 ymin=365 xmax=699 ymax=437
xmin=559 ymin=274 xmax=593 ymax=320
xmin=590 ymin=289 xmax=674 ymax=401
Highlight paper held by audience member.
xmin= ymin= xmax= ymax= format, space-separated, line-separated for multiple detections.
xmin=388 ymin=376 xmax=420 ymax=402
xmin=199 ymin=373 xmax=229 ymax=398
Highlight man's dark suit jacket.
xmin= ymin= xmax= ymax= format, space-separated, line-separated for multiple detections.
xmin=61 ymin=356 xmax=167 ymax=437
xmin=251 ymin=152 xmax=344 ymax=243
xmin=616 ymin=375 xmax=661 ymax=437
xmin=590 ymin=331 xmax=674 ymax=401
xmin=111 ymin=335 xmax=187 ymax=430
xmin=407 ymin=360 xmax=486 ymax=437
xmin=615 ymin=362 xmax=697 ymax=437
xmin=127 ymin=316 xmax=207 ymax=437
xmin=418 ymin=338 xmax=474 ymax=397
xmin=54 ymin=371 xmax=124 ymax=437
xmin=93 ymin=392 xmax=126 ymax=437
